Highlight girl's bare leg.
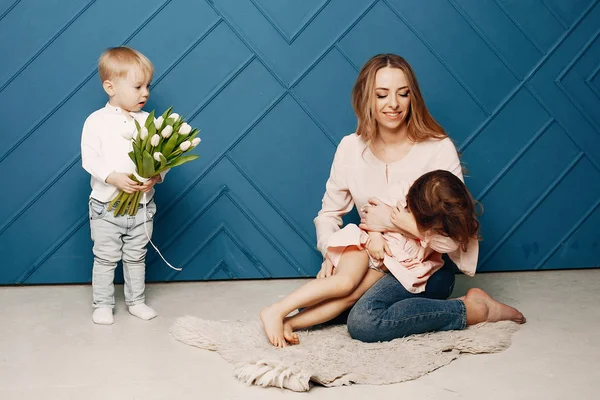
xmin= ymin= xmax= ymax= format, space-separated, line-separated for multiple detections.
xmin=282 ymin=268 xmax=385 ymax=344
xmin=260 ymin=247 xmax=368 ymax=348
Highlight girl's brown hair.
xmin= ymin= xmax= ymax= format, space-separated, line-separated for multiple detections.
xmin=407 ymin=170 xmax=480 ymax=251
xmin=351 ymin=53 xmax=447 ymax=144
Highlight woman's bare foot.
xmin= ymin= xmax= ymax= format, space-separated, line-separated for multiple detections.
xmin=283 ymin=320 xmax=300 ymax=345
xmin=463 ymin=288 xmax=526 ymax=325
xmin=260 ymin=305 xmax=287 ymax=348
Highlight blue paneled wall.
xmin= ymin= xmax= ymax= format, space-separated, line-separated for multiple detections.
xmin=0 ymin=0 xmax=598 ymax=284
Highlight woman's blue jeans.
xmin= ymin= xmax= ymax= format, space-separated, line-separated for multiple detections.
xmin=347 ymin=265 xmax=466 ymax=342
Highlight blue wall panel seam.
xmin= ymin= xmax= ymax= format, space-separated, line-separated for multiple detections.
xmin=288 ymin=89 xmax=337 ymax=146
xmin=0 ymin=0 xmax=98 ymax=94
xmin=221 ymin=222 xmax=271 ymax=278
xmin=149 ymin=17 xmax=223 ymax=90
xmin=447 ymin=0 xmax=524 ymax=81
xmin=479 ymin=152 xmax=585 ymax=268
xmin=539 ymin=0 xmax=569 ymax=29
xmin=534 ymin=198 xmax=600 ymax=270
xmin=164 ymin=223 xmax=225 ymax=281
xmin=207 ymin=1 xmax=287 ymax=87
xmin=17 ymin=215 xmax=89 ymax=283
xmin=247 ymin=0 xmax=296 ymax=44
xmin=153 ymin=91 xmax=288 ymax=222
xmin=491 ymin=0 xmax=545 ymax=52
xmin=0 ymin=0 xmax=21 ymax=23
xmin=205 ymin=260 xmax=233 ymax=280
xmin=476 ymin=118 xmax=554 ymax=201
xmin=225 ymin=190 xmax=310 ymax=276
xmin=586 ymin=63 xmax=600 ymax=99
xmin=0 ymin=71 xmax=97 ymax=165
xmin=185 ymin=54 xmax=256 ymax=123
xmin=120 ymin=0 xmax=174 ymax=46
xmin=382 ymin=0 xmax=491 ymax=115
xmin=524 ymin=82 xmax=600 ymax=173
xmin=225 ymin=152 xmax=320 ymax=254
xmin=334 ymin=44 xmax=360 ymax=71
xmin=0 ymin=0 xmax=174 ymax=164
xmin=0 ymin=155 xmax=80 ymax=237
xmin=555 ymin=80 xmax=600 ymax=139
xmin=458 ymin=0 xmax=599 ymax=153
xmin=0 ymin=17 xmax=229 ymax=239
xmin=284 ymin=0 xmax=331 ymax=44
xmin=148 ymin=186 xmax=228 ymax=265
xmin=556 ymin=28 xmax=600 ymax=81
xmin=165 ymin=224 xmax=270 ymax=281
xmin=288 ymin=0 xmax=378 ymax=89
xmin=247 ymin=0 xmax=331 ymax=45
xmin=588 ymin=63 xmax=600 ymax=82
xmin=586 ymin=80 xmax=600 ymax=100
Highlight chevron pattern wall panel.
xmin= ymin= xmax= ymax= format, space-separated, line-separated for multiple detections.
xmin=0 ymin=0 xmax=598 ymax=284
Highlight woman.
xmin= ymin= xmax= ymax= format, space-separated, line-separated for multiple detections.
xmin=312 ymin=53 xmax=526 ymax=343
xmin=261 ymin=54 xmax=525 ymax=347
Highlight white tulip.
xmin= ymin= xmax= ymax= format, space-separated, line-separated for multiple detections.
xmin=179 ymin=123 xmax=192 ymax=135
xmin=191 ymin=137 xmax=201 ymax=147
xmin=169 ymin=113 xmax=180 ymax=121
xmin=153 ymin=152 xmax=163 ymax=162
xmin=150 ymin=134 xmax=160 ymax=147
xmin=154 ymin=116 xmax=164 ymax=130
xmin=140 ymin=126 xmax=149 ymax=140
xmin=179 ymin=141 xmax=191 ymax=151
xmin=161 ymin=125 xmax=173 ymax=138
xmin=121 ymin=130 xmax=134 ymax=140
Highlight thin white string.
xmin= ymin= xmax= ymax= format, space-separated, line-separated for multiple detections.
xmin=134 ymin=171 xmax=182 ymax=271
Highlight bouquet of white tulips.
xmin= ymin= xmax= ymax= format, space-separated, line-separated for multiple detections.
xmin=109 ymin=107 xmax=200 ymax=216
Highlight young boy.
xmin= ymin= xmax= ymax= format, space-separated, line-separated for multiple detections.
xmin=81 ymin=47 xmax=165 ymax=325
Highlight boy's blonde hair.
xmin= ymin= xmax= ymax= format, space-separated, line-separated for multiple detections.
xmin=98 ymin=46 xmax=154 ymax=82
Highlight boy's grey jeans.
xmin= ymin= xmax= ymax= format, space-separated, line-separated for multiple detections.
xmin=89 ymin=197 xmax=156 ymax=308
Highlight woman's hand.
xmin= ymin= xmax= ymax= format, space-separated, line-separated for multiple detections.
xmin=317 ymin=257 xmax=335 ymax=279
xmin=359 ymin=198 xmax=394 ymax=232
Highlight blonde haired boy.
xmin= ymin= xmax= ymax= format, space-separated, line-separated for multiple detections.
xmin=81 ymin=47 xmax=165 ymax=325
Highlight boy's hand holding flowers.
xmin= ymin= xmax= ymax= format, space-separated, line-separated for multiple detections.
xmin=106 ymin=172 xmax=140 ymax=194
xmin=139 ymin=175 xmax=161 ymax=193
xmin=109 ymin=108 xmax=201 ymax=216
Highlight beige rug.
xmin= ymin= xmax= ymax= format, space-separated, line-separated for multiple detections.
xmin=170 ymin=316 xmax=520 ymax=392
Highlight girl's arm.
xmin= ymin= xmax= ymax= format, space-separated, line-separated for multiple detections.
xmin=389 ymin=204 xmax=421 ymax=239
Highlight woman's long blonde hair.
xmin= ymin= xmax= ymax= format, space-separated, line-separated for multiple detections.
xmin=352 ymin=54 xmax=447 ymax=143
